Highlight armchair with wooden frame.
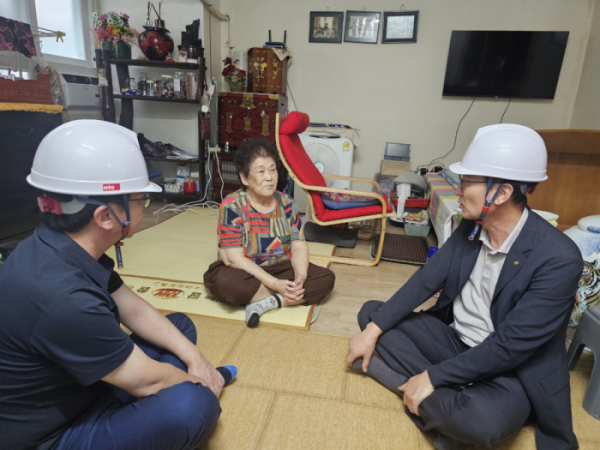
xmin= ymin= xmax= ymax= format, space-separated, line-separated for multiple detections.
xmin=275 ymin=112 xmax=395 ymax=266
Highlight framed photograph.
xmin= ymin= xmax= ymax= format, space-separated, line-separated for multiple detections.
xmin=344 ymin=11 xmax=381 ymax=44
xmin=382 ymin=11 xmax=419 ymax=44
xmin=309 ymin=11 xmax=344 ymax=43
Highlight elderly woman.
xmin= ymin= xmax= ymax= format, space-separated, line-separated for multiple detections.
xmin=204 ymin=137 xmax=335 ymax=327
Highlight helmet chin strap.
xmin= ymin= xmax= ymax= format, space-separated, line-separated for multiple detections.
xmin=74 ymin=195 xmax=131 ymax=269
xmin=469 ymin=179 xmax=503 ymax=241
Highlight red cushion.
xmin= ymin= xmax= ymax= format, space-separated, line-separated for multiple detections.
xmin=280 ymin=111 xmax=309 ymax=135
xmin=280 ymin=133 xmax=326 ymax=183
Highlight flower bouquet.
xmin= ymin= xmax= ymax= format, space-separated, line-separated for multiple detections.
xmin=92 ymin=12 xmax=139 ymax=59
xmin=222 ymin=57 xmax=246 ymax=92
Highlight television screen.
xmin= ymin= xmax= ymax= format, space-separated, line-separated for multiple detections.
xmin=442 ymin=31 xmax=569 ymax=99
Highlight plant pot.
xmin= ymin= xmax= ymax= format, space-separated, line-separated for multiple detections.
xmin=112 ymin=40 xmax=131 ymax=59
xmin=138 ymin=26 xmax=174 ymax=61
xmin=100 ymin=41 xmax=113 ymax=52
xmin=227 ymin=80 xmax=244 ymax=92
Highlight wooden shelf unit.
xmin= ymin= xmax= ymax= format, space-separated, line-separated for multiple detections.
xmin=113 ymin=94 xmax=199 ymax=104
xmin=95 ymin=50 xmax=207 ymax=201
xmin=144 ymin=156 xmax=200 ymax=163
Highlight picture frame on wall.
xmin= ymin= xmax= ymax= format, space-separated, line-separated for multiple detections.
xmin=382 ymin=11 xmax=419 ymax=44
xmin=344 ymin=11 xmax=381 ymax=44
xmin=309 ymin=11 xmax=344 ymax=43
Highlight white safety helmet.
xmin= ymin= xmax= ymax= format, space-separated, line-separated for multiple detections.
xmin=27 ymin=120 xmax=162 ymax=195
xmin=450 ymin=123 xmax=548 ymax=182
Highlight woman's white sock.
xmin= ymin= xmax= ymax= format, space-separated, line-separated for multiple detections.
xmin=245 ymin=295 xmax=281 ymax=327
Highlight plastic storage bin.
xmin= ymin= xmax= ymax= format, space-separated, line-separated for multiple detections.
xmin=404 ymin=221 xmax=431 ymax=236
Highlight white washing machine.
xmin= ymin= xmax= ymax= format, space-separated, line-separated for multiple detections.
xmin=293 ymin=132 xmax=354 ymax=213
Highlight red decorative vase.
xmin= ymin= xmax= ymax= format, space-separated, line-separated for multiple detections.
xmin=183 ymin=181 xmax=197 ymax=194
xmin=138 ymin=26 xmax=174 ymax=61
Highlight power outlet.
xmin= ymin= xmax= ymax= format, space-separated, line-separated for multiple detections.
xmin=208 ymin=145 xmax=221 ymax=155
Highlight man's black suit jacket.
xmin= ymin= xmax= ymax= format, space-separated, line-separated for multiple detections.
xmin=370 ymin=209 xmax=583 ymax=449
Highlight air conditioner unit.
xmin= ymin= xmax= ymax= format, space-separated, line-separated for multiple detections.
xmin=58 ymin=73 xmax=101 ymax=120
xmin=293 ymin=132 xmax=354 ymax=214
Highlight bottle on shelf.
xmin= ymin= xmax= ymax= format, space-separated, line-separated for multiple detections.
xmin=174 ymin=71 xmax=186 ymax=99
xmin=224 ymin=142 xmax=229 ymax=153
xmin=138 ymin=73 xmax=149 ymax=96
xmin=161 ymin=75 xmax=174 ymax=98
xmin=186 ymin=72 xmax=198 ymax=100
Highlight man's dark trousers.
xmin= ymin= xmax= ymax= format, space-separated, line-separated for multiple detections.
xmin=359 ymin=301 xmax=533 ymax=447
xmin=55 ymin=313 xmax=221 ymax=450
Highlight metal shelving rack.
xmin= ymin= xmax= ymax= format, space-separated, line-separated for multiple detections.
xmin=95 ymin=49 xmax=206 ymax=203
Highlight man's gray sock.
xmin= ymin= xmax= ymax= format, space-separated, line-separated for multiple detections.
xmin=245 ymin=295 xmax=281 ymax=327
xmin=351 ymin=356 xmax=408 ymax=398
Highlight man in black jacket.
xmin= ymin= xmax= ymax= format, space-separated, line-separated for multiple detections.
xmin=347 ymin=124 xmax=582 ymax=449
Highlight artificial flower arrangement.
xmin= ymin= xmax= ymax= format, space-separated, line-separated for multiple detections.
xmin=221 ymin=57 xmax=247 ymax=91
xmin=92 ymin=12 xmax=139 ymax=48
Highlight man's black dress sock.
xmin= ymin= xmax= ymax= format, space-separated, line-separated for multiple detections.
xmin=351 ymin=356 xmax=408 ymax=398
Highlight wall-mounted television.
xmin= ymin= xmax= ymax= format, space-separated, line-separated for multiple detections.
xmin=442 ymin=31 xmax=569 ymax=99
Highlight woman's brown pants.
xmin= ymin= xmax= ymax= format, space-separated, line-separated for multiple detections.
xmin=203 ymin=260 xmax=335 ymax=306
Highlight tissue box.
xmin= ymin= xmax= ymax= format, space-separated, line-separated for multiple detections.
xmin=380 ymin=161 xmax=410 ymax=176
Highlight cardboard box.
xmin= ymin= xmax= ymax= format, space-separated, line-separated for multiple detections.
xmin=380 ymin=160 xmax=411 ymax=176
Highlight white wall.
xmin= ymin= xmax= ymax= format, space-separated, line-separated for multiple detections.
xmin=570 ymin=0 xmax=600 ymax=129
xmin=219 ymin=0 xmax=595 ymax=182
xmin=97 ymin=0 xmax=222 ymax=178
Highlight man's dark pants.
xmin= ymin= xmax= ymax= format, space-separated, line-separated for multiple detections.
xmin=359 ymin=300 xmax=533 ymax=447
xmin=56 ymin=313 xmax=221 ymax=450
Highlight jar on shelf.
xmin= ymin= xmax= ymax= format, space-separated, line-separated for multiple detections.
xmin=161 ymin=75 xmax=174 ymax=98
xmin=186 ymin=72 xmax=198 ymax=100
xmin=174 ymin=71 xmax=186 ymax=99
xmin=155 ymin=79 xmax=163 ymax=98
xmin=147 ymin=79 xmax=156 ymax=97
xmin=138 ymin=72 xmax=149 ymax=96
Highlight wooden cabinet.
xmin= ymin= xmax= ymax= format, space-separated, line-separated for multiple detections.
xmin=247 ymin=48 xmax=289 ymax=95
xmin=218 ymin=92 xmax=287 ymax=147
xmin=216 ymin=53 xmax=290 ymax=203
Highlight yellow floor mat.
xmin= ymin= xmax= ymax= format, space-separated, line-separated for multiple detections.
xmin=227 ymin=327 xmax=349 ymax=400
xmin=188 ymin=315 xmax=597 ymax=450
xmin=110 ymin=208 xmax=336 ymax=330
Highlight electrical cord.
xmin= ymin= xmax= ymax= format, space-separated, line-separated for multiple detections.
xmin=287 ymin=82 xmax=298 ymax=111
xmin=417 ymin=97 xmax=476 ymax=172
xmin=153 ymin=144 xmax=222 ymax=222
xmin=214 ymin=148 xmax=225 ymax=201
xmin=208 ymin=10 xmax=212 ymax=80
xmin=500 ymin=98 xmax=512 ymax=123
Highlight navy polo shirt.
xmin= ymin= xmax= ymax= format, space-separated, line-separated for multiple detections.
xmin=0 ymin=225 xmax=135 ymax=450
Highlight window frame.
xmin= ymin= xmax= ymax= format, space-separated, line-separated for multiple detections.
xmin=0 ymin=0 xmax=97 ymax=73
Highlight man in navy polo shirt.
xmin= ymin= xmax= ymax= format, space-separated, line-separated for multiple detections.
xmin=0 ymin=121 xmax=234 ymax=450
